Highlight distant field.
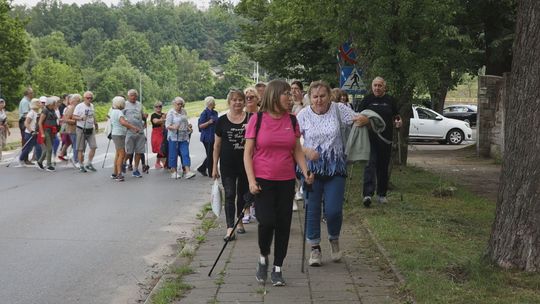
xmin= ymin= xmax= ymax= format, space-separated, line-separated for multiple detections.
xmin=446 ymin=75 xmax=478 ymax=105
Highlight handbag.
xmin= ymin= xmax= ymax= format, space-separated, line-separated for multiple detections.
xmin=211 ymin=179 xmax=222 ymax=217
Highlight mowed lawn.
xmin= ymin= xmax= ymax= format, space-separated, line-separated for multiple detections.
xmin=344 ymin=164 xmax=540 ymax=304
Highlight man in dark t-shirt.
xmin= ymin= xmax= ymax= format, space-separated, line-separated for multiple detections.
xmin=356 ymin=77 xmax=402 ymax=207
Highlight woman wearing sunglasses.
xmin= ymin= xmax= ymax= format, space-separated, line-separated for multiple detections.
xmin=151 ymin=101 xmax=166 ymax=169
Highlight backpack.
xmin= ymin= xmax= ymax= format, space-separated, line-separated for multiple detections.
xmin=254 ymin=112 xmax=297 ymax=140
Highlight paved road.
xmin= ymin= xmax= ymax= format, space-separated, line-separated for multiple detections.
xmin=0 ymin=118 xmax=214 ymax=304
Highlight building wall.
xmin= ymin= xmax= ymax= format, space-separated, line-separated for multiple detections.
xmin=477 ymin=75 xmax=506 ymax=159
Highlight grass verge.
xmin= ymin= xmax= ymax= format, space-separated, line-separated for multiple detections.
xmin=150 ymin=203 xmax=217 ymax=304
xmin=344 ymin=165 xmax=540 ymax=304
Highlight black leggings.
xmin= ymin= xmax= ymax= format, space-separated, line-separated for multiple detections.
xmin=255 ymin=178 xmax=295 ymax=267
xmin=222 ymin=174 xmax=249 ymax=228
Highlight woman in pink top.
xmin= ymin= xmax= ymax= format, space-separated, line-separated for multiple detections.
xmin=244 ymin=79 xmax=314 ymax=286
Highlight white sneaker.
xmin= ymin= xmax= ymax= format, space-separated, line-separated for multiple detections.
xmin=250 ymin=206 xmax=256 ymax=219
xmin=184 ymin=171 xmax=196 ymax=179
xmin=294 ymin=191 xmax=303 ymax=201
xmin=309 ymin=247 xmax=322 ymax=266
xmin=170 ymin=172 xmax=178 ymax=179
xmin=378 ymin=196 xmax=388 ymax=204
xmin=330 ymin=239 xmax=342 ymax=262
xmin=292 ymin=200 xmax=298 ymax=211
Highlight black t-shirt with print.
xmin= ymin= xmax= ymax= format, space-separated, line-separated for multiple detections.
xmin=357 ymin=94 xmax=399 ymax=141
xmin=215 ymin=113 xmax=248 ymax=177
xmin=151 ymin=112 xmax=165 ymax=128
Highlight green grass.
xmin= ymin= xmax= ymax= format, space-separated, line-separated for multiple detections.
xmin=151 ymin=277 xmax=192 ymax=304
xmin=183 ymin=99 xmax=228 ymax=118
xmin=150 ymin=203 xmax=217 ymax=304
xmin=344 ymin=165 xmax=540 ymax=304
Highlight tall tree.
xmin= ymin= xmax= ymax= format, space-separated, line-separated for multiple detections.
xmin=487 ymin=0 xmax=540 ymax=272
xmin=0 ymin=0 xmax=30 ymax=109
xmin=30 ymin=57 xmax=84 ymax=96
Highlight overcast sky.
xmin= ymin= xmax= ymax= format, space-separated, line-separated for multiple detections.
xmin=11 ymin=0 xmax=234 ymax=10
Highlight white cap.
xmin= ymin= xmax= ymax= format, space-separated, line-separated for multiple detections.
xmin=39 ymin=96 xmax=47 ymax=104
xmin=45 ymin=98 xmax=55 ymax=106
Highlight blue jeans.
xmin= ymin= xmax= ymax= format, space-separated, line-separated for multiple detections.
xmin=306 ymin=176 xmax=346 ymax=245
xmin=19 ymin=133 xmax=42 ymax=161
xmin=69 ymin=133 xmax=78 ymax=163
xmin=168 ymin=140 xmax=190 ymax=169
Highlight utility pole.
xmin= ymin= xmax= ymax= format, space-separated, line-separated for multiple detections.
xmin=139 ymin=71 xmax=142 ymax=104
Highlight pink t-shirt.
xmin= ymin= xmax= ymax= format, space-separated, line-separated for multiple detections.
xmin=245 ymin=112 xmax=300 ymax=180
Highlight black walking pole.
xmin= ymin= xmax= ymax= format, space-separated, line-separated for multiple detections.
xmin=301 ymin=171 xmax=312 ymax=273
xmin=397 ymin=127 xmax=404 ymax=202
xmin=208 ymin=194 xmax=255 ymax=277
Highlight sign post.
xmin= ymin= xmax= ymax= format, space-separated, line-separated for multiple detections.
xmin=337 ymin=42 xmax=367 ymax=97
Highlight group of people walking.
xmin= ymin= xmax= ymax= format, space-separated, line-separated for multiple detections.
xmin=9 ymin=76 xmax=401 ymax=288
xmin=15 ymin=89 xmax=100 ymax=172
xmin=204 ymin=77 xmax=401 ymax=287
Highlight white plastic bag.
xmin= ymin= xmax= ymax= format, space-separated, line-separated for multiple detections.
xmin=211 ymin=180 xmax=222 ymax=217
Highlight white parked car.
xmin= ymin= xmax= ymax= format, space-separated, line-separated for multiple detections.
xmin=409 ymin=106 xmax=473 ymax=145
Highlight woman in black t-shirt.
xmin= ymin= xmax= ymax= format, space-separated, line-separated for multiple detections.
xmin=151 ymin=101 xmax=166 ymax=169
xmin=212 ymin=89 xmax=249 ymax=241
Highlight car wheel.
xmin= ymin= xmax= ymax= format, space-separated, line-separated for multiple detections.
xmin=446 ymin=129 xmax=464 ymax=145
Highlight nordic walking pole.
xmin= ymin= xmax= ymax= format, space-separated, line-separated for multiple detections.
xmin=102 ymin=136 xmax=111 ymax=168
xmin=301 ymin=171 xmax=312 ymax=273
xmin=208 ymin=199 xmax=254 ymax=277
xmin=397 ymin=126 xmax=404 ymax=202
xmin=6 ymin=133 xmax=36 ymax=167
xmin=143 ymin=125 xmax=150 ymax=173
xmin=345 ymin=163 xmax=354 ymax=204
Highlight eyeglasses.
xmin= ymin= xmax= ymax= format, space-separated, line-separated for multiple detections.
xmin=282 ymin=91 xmax=292 ymax=97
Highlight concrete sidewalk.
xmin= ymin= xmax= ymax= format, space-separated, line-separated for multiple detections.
xmin=176 ymin=204 xmax=400 ymax=304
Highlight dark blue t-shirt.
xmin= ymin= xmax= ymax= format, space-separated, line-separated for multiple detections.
xmin=357 ymin=94 xmax=399 ymax=141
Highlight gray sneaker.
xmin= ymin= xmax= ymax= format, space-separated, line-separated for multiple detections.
xmin=330 ymin=239 xmax=342 ymax=262
xmin=378 ymin=195 xmax=388 ymax=204
xmin=363 ymin=196 xmax=372 ymax=208
xmin=255 ymin=257 xmax=268 ymax=283
xmin=309 ymin=247 xmax=322 ymax=266
xmin=79 ymin=166 xmax=87 ymax=173
xmin=271 ymin=268 xmax=286 ymax=286
xmin=85 ymin=164 xmax=97 ymax=172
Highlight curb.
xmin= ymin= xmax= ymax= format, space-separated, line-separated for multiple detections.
xmin=363 ymin=223 xmax=417 ymax=304
xmin=142 ymin=210 xmax=216 ymax=304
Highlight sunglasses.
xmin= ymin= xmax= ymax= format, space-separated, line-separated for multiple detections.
xmin=246 ymin=96 xmax=257 ymax=100
xmin=154 ymin=105 xmax=162 ymax=108
xmin=85 ymin=97 xmax=93 ymax=100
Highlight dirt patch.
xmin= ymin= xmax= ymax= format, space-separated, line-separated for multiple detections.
xmin=407 ymin=145 xmax=501 ymax=202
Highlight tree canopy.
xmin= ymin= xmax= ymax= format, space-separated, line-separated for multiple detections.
xmin=2 ymin=0 xmax=254 ymax=108
xmin=0 ymin=0 xmax=30 ymax=109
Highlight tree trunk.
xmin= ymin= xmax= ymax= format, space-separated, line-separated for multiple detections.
xmin=430 ymin=68 xmax=452 ymax=114
xmin=487 ymin=0 xmax=540 ymax=272
xmin=391 ymin=88 xmax=413 ymax=167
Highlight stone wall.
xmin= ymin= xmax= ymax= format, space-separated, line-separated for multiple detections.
xmin=477 ymin=75 xmax=506 ymax=159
